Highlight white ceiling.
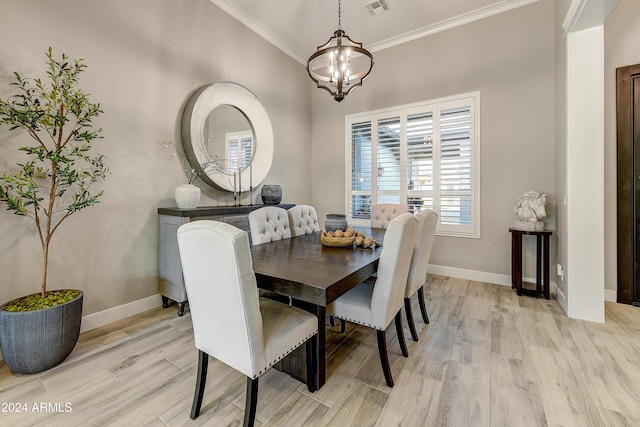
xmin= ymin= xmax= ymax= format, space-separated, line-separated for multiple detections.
xmin=211 ymin=0 xmax=540 ymax=65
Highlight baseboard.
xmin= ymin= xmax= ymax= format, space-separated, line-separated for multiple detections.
xmin=428 ymin=264 xmax=513 ymax=287
xmin=604 ymin=289 xmax=617 ymax=303
xmin=555 ymin=285 xmax=568 ymax=313
xmin=80 ymin=294 xmax=163 ymax=333
xmin=428 ymin=264 xmax=558 ymax=298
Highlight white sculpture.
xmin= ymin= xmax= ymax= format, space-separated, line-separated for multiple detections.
xmin=514 ymin=191 xmax=547 ymax=229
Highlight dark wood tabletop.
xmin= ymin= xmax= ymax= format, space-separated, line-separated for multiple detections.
xmin=250 ymin=227 xmax=385 ymax=388
xmin=251 ymin=228 xmax=385 ymax=306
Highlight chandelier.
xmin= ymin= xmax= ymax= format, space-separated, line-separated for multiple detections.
xmin=306 ymin=0 xmax=374 ymax=102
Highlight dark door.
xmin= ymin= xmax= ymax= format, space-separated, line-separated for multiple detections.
xmin=617 ymin=63 xmax=640 ymax=305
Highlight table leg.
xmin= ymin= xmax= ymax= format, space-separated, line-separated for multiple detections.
xmin=536 ymin=234 xmax=542 ymax=292
xmin=511 ymin=231 xmax=517 ymax=289
xmin=315 ymin=305 xmax=326 ymax=387
xmin=543 ymin=235 xmax=550 ymax=300
xmin=285 ymin=299 xmax=325 ymax=388
xmin=515 ymin=232 xmax=523 ymax=296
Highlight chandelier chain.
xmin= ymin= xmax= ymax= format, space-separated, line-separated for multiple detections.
xmin=337 ymin=0 xmax=342 ymax=30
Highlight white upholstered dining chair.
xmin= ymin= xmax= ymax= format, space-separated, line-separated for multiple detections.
xmin=330 ymin=213 xmax=418 ymax=387
xmin=176 ymin=221 xmax=318 ymax=427
xmin=248 ymin=206 xmax=292 ymax=245
xmin=404 ymin=209 xmax=438 ymax=342
xmin=370 ymin=203 xmax=410 ymax=228
xmin=287 ymin=205 xmax=320 ymax=236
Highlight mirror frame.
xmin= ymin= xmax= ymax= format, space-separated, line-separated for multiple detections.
xmin=181 ymin=82 xmax=274 ymax=192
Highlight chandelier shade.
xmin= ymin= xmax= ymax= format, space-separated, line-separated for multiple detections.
xmin=306 ymin=1 xmax=374 ymax=102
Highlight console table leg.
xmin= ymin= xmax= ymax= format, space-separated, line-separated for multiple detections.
xmin=536 ymin=235 xmax=542 ymax=292
xmin=511 ymin=231 xmax=517 ymax=289
xmin=515 ymin=233 xmax=523 ymax=296
xmin=543 ymin=235 xmax=550 ymax=300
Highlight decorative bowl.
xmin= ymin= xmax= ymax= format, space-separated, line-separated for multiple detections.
xmin=320 ymin=231 xmax=355 ymax=248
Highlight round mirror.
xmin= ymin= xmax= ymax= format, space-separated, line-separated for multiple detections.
xmin=203 ymin=105 xmax=254 ymax=172
xmin=181 ymin=82 xmax=274 ymax=192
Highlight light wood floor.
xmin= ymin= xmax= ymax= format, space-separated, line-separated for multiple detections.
xmin=2 ymin=275 xmax=640 ymax=426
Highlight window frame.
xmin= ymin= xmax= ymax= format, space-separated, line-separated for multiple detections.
xmin=344 ymin=91 xmax=480 ymax=238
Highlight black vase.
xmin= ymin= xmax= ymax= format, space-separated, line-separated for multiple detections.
xmin=325 ymin=214 xmax=348 ymax=232
xmin=261 ymin=185 xmax=282 ymax=205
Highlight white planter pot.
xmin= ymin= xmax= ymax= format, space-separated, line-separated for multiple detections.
xmin=175 ymin=184 xmax=201 ymax=209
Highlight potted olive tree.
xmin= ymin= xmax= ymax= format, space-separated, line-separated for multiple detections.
xmin=0 ymin=48 xmax=108 ymax=374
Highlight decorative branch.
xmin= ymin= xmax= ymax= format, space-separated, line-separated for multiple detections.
xmin=159 ymin=140 xmax=228 ymax=185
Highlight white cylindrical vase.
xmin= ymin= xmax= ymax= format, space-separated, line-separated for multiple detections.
xmin=175 ymin=184 xmax=201 ymax=209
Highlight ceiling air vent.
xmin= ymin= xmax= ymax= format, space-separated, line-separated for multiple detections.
xmin=365 ymin=0 xmax=390 ymax=16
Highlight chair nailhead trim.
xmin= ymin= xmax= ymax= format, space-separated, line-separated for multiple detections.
xmin=252 ymin=330 xmax=318 ymax=379
xmin=333 ymin=316 xmax=382 ymax=331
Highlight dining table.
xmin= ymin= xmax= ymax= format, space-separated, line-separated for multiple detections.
xmin=250 ymin=227 xmax=386 ymax=389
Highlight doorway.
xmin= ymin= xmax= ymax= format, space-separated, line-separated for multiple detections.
xmin=617 ymin=63 xmax=640 ymax=305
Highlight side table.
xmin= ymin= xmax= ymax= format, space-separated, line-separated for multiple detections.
xmin=509 ymin=228 xmax=552 ymax=299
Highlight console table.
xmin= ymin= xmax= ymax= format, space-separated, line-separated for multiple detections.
xmin=509 ymin=228 xmax=552 ymax=300
xmin=158 ymin=204 xmax=295 ymax=315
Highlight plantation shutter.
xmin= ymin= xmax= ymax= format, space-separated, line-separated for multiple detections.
xmin=346 ymin=92 xmax=478 ymax=237
xmin=350 ymin=121 xmax=373 ymax=218
xmin=406 ymin=112 xmax=434 ymax=212
xmin=226 ymin=131 xmax=253 ymax=171
xmin=376 ymin=117 xmax=402 ymax=204
xmin=240 ymin=136 xmax=252 ymax=169
xmin=439 ymin=106 xmax=472 ymax=226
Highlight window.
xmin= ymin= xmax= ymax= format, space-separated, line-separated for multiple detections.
xmin=225 ymin=131 xmax=253 ymax=172
xmin=346 ymin=92 xmax=480 ymax=238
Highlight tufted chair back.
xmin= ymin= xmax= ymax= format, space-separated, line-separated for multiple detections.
xmin=177 ymin=221 xmax=266 ymax=377
xmin=177 ymin=220 xmax=319 ymax=424
xmin=406 ymin=209 xmax=438 ymax=298
xmin=287 ymin=205 xmax=321 ymax=236
xmin=248 ymin=206 xmax=292 ymax=245
xmin=371 ymin=204 xmax=410 ymax=228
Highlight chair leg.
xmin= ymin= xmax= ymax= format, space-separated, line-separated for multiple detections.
xmin=190 ymin=350 xmax=209 ymax=419
xmin=306 ymin=334 xmax=318 ymax=392
xmin=329 ymin=315 xmax=335 ymax=327
xmin=404 ymin=297 xmax=419 ymax=342
xmin=376 ymin=330 xmax=394 ymax=387
xmin=417 ymin=285 xmax=430 ymax=324
xmin=340 ymin=319 xmax=346 ymax=333
xmin=394 ymin=310 xmax=409 ymax=357
xmin=244 ymin=377 xmax=259 ymax=427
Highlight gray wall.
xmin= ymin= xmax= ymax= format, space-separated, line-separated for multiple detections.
xmin=0 ymin=0 xmax=312 ymax=314
xmin=311 ymin=0 xmax=557 ymax=278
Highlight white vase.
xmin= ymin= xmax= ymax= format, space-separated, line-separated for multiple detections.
xmin=175 ymin=184 xmax=201 ymax=209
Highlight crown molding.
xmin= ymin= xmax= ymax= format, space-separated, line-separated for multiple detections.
xmin=368 ymin=0 xmax=540 ymax=53
xmin=211 ymin=0 xmax=541 ymax=65
xmin=210 ymin=0 xmax=308 ymax=65
xmin=562 ymin=0 xmax=620 ymax=35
